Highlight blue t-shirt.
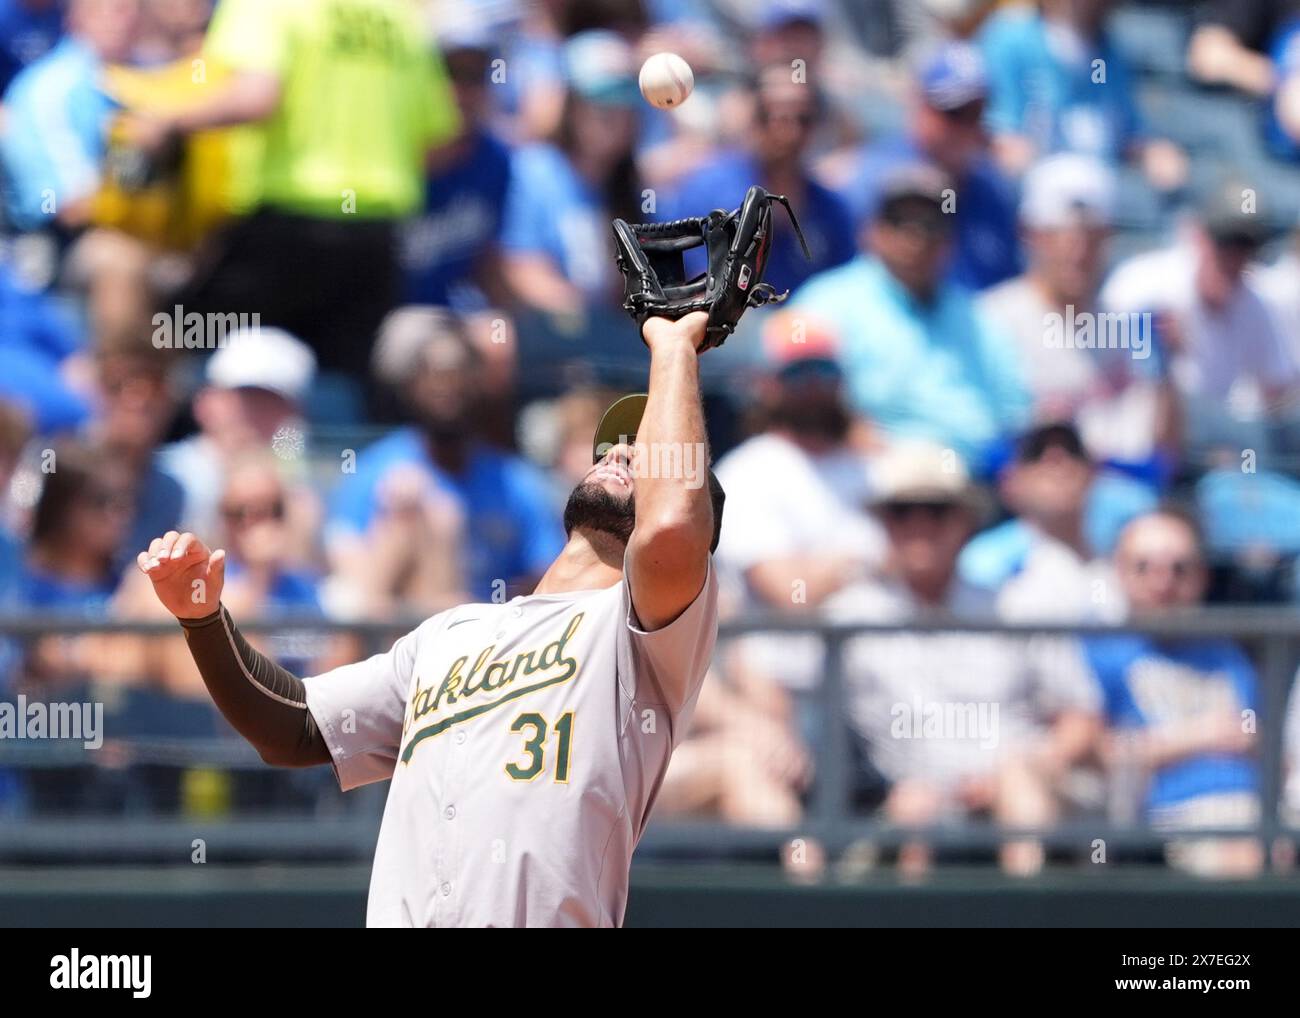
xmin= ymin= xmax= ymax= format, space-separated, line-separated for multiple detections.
xmin=658 ymin=151 xmax=856 ymax=295
xmin=1268 ymin=19 xmax=1300 ymax=159
xmin=402 ymin=130 xmax=511 ymax=310
xmin=16 ymin=561 xmax=117 ymax=614
xmin=834 ymin=136 xmax=1022 ymax=292
xmin=500 ymin=143 xmax=617 ymax=302
xmin=118 ymin=464 xmax=184 ymax=575
xmin=791 ymin=255 xmax=1031 ymax=470
xmin=0 ymin=36 xmax=116 ymax=230
xmin=979 ymin=7 xmax=1143 ymax=162
xmin=0 ymin=260 xmax=89 ymax=432
xmin=0 ymin=0 xmax=62 ymax=95
xmin=327 ymin=429 xmax=565 ymax=600
xmin=1197 ymin=467 xmax=1300 ymax=556
xmin=1083 ymin=636 xmax=1259 ymax=811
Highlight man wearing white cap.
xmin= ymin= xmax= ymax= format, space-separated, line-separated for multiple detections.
xmin=980 ymin=153 xmax=1177 ymax=467
xmin=158 ymin=327 xmax=318 ymax=558
xmin=824 ymin=440 xmax=1101 ymax=875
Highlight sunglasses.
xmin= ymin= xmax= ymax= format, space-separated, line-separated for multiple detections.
xmin=1020 ymin=438 xmax=1087 ymax=464
xmin=879 ymin=500 xmax=961 ymax=523
xmin=221 ymin=499 xmax=286 ymax=526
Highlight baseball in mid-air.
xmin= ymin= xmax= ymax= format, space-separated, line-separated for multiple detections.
xmin=638 ymin=52 xmax=694 ymax=110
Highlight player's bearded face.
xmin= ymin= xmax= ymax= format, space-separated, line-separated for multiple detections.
xmin=563 ymin=479 xmax=635 ymax=544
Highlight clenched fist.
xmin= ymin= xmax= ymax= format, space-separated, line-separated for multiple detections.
xmin=641 ymin=311 xmax=709 ymax=354
xmin=136 ymin=531 xmax=226 ymax=620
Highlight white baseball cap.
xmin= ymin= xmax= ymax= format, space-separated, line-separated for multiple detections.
xmin=205 ymin=327 xmax=317 ymax=402
xmin=868 ymin=439 xmax=986 ymax=516
xmin=1019 ymin=153 xmax=1116 ymax=230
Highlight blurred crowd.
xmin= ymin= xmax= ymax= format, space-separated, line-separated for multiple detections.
xmin=1 ymin=0 xmax=1300 ymax=876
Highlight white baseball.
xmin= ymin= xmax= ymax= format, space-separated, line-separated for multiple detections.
xmin=638 ymin=52 xmax=694 ymax=110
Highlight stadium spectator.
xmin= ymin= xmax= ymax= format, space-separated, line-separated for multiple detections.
xmin=713 ymin=311 xmax=884 ymax=695
xmin=213 ymin=452 xmax=353 ymax=677
xmin=327 ymin=307 xmax=563 ymax=608
xmin=500 ymin=29 xmax=644 ymax=315
xmin=62 ymin=1 xmax=224 ymax=352
xmin=0 ymin=0 xmax=63 ymax=95
xmin=659 ymin=64 xmax=855 ymax=295
xmin=715 ymin=313 xmax=883 ymax=610
xmin=0 ymin=0 xmax=139 ymax=231
xmin=978 ymin=0 xmax=1186 ymax=189
xmin=0 ymin=257 xmax=90 ymax=434
xmin=791 ymin=162 xmax=1031 ymax=472
xmin=825 ymin=440 xmax=1102 ymax=875
xmin=962 ymin=422 xmax=1138 ymax=621
xmin=656 ymin=665 xmax=813 ymax=828
xmin=133 ymin=0 xmax=461 ymax=379
xmin=1100 ymin=179 xmax=1299 ymax=460
xmin=401 ymin=21 xmax=512 ymax=312
xmin=1084 ymin=508 xmax=1264 ymax=877
xmin=157 ymin=326 xmax=320 ymax=568
xmin=980 ymin=154 xmax=1178 ymax=467
xmin=19 ymin=440 xmax=132 ymax=616
xmin=821 ymin=39 xmax=1022 ymax=290
xmin=87 ymin=339 xmax=183 ymax=572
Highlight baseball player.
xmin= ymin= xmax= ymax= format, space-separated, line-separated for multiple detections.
xmin=139 ymin=312 xmax=724 ymax=928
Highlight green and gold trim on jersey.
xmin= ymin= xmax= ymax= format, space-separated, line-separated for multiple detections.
xmin=399 ymin=612 xmax=586 ymax=764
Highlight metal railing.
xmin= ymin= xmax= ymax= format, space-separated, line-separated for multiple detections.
xmin=0 ymin=609 xmax=1297 ymax=865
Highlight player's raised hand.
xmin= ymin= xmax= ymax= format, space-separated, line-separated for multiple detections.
xmin=641 ymin=311 xmax=709 ymax=354
xmin=136 ymin=531 xmax=226 ymax=620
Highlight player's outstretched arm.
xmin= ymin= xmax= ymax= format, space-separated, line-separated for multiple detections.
xmin=138 ymin=531 xmax=330 ymax=767
xmin=627 ymin=312 xmax=714 ymax=632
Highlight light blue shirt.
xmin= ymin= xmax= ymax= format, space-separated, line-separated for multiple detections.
xmin=791 ymin=255 xmax=1030 ymax=469
xmin=979 ymin=7 xmax=1143 ymax=162
xmin=0 ymin=37 xmax=114 ymax=230
xmin=500 ymin=143 xmax=617 ymax=302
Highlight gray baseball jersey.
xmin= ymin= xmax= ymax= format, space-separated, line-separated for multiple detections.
xmin=303 ymin=556 xmax=718 ymax=927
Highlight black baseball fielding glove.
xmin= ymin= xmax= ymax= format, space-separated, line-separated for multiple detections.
xmin=612 ymin=185 xmax=811 ymax=351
